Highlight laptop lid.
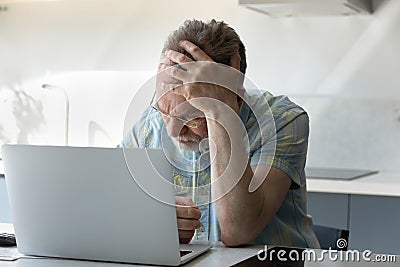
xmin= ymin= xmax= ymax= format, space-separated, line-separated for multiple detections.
xmin=2 ymin=145 xmax=184 ymax=266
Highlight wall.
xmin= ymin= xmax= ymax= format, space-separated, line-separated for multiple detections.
xmin=0 ymin=0 xmax=399 ymax=170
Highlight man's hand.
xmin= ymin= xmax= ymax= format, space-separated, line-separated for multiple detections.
xmin=160 ymin=40 xmax=242 ymax=115
xmin=175 ymin=196 xmax=201 ymax=244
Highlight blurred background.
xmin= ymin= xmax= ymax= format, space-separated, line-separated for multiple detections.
xmin=0 ymin=0 xmax=399 ymax=171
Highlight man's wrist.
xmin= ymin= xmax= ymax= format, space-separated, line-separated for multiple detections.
xmin=203 ymin=99 xmax=240 ymax=120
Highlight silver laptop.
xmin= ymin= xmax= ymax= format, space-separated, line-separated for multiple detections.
xmin=2 ymin=144 xmax=211 ymax=266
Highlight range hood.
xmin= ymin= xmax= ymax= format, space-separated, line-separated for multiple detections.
xmin=239 ymin=0 xmax=373 ymax=17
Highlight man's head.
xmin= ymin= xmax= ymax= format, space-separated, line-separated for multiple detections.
xmin=162 ymin=19 xmax=247 ymax=74
xmin=156 ymin=19 xmax=246 ymax=152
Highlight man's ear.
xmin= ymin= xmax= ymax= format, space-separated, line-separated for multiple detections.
xmin=236 ymin=88 xmax=245 ymax=108
xmin=237 ymin=96 xmax=243 ymax=108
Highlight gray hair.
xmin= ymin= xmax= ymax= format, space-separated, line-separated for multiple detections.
xmin=162 ymin=19 xmax=247 ymax=74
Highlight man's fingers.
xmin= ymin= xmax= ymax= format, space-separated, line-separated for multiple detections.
xmin=176 ymin=205 xmax=201 ymax=220
xmin=179 ymin=230 xmax=195 ymax=239
xmin=164 ymin=49 xmax=193 ymax=65
xmin=179 ymin=229 xmax=195 ymax=244
xmin=158 ymin=63 xmax=183 ymax=82
xmin=179 ymin=238 xmax=192 ymax=244
xmin=159 ymin=56 xmax=176 ymax=66
xmin=163 ymin=64 xmax=188 ymax=81
xmin=175 ymin=196 xmax=200 ymax=243
xmin=179 ymin=40 xmax=213 ymax=62
xmin=175 ymin=196 xmax=196 ymax=207
xmin=156 ymin=64 xmax=183 ymax=97
xmin=177 ymin=218 xmax=201 ymax=230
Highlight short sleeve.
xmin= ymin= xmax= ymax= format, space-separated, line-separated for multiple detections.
xmin=250 ymin=111 xmax=309 ymax=189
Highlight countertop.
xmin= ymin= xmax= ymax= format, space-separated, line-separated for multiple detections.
xmin=307 ymin=171 xmax=400 ymax=197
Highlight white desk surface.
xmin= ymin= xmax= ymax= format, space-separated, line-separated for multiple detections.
xmin=1 ymin=243 xmax=399 ymax=267
xmin=1 ymin=224 xmax=399 ymax=266
xmin=0 ymin=243 xmax=261 ymax=267
xmin=307 ymin=171 xmax=400 ymax=197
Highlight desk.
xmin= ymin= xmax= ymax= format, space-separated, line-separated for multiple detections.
xmin=1 ymin=243 xmax=258 ymax=267
xmin=0 ymin=243 xmax=399 ymax=266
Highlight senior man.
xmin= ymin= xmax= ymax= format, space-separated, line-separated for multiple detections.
xmin=120 ymin=19 xmax=320 ymax=248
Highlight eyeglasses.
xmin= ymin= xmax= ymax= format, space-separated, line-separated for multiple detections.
xmin=149 ymin=93 xmax=205 ymax=129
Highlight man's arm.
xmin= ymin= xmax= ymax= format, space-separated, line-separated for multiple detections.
xmin=206 ymin=112 xmax=292 ymax=246
xmin=163 ymin=40 xmax=294 ymax=246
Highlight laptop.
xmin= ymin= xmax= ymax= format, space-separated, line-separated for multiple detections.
xmin=1 ymin=144 xmax=211 ymax=266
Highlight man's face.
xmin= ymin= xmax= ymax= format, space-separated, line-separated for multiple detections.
xmin=156 ymin=92 xmax=208 ymax=152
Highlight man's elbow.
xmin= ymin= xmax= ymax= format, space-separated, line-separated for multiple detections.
xmin=221 ymin=234 xmax=243 ymax=247
xmin=218 ymin=217 xmax=265 ymax=246
xmin=220 ymin=230 xmax=253 ymax=247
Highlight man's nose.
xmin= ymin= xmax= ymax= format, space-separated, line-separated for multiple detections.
xmin=167 ymin=119 xmax=187 ymax=137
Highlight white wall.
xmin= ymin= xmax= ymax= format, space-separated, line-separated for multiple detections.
xmin=0 ymin=0 xmax=399 ymax=170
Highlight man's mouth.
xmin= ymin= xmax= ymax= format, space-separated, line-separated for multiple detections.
xmin=178 ymin=135 xmax=200 ymax=144
xmin=179 ymin=139 xmax=195 ymax=144
xmin=174 ymin=134 xmax=202 ymax=151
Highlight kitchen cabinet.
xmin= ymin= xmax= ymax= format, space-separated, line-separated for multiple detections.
xmin=349 ymin=195 xmax=400 ymax=254
xmin=307 ymin=192 xmax=349 ymax=230
xmin=307 ymin=172 xmax=400 ymax=254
